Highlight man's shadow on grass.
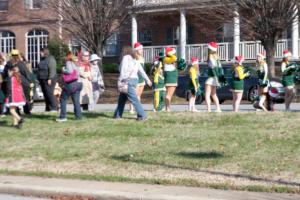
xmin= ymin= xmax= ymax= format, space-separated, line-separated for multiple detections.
xmin=111 ymin=151 xmax=300 ymax=187
xmin=0 ymin=121 xmax=11 ymax=128
xmin=82 ymin=112 xmax=135 ymax=120
xmin=25 ymin=112 xmax=135 ymax=121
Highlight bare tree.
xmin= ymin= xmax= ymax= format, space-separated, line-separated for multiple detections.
xmin=194 ymin=0 xmax=299 ymax=78
xmin=47 ymin=0 xmax=139 ymax=58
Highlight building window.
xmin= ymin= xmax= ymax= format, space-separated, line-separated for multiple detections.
xmin=139 ymin=30 xmax=152 ymax=46
xmin=166 ymin=26 xmax=192 ymax=45
xmin=0 ymin=0 xmax=8 ymax=11
xmin=26 ymin=29 xmax=49 ymax=68
xmin=104 ymin=33 xmax=119 ymax=57
xmin=24 ymin=0 xmax=46 ymax=10
xmin=215 ymin=23 xmax=234 ymax=42
xmin=0 ymin=31 xmax=15 ymax=53
xmin=69 ymin=37 xmax=87 ymax=56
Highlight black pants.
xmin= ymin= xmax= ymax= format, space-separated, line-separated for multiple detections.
xmin=39 ymin=79 xmax=57 ymax=111
xmin=22 ymin=84 xmax=33 ymax=114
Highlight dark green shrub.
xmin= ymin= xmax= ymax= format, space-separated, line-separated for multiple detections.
xmin=102 ymin=63 xmax=119 ymax=73
xmin=48 ymin=36 xmax=70 ymax=73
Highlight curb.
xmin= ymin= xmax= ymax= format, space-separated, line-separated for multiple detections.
xmin=0 ymin=183 xmax=212 ymax=200
xmin=0 ymin=176 xmax=300 ymax=200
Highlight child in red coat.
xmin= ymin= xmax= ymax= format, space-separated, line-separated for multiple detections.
xmin=5 ymin=65 xmax=26 ymax=128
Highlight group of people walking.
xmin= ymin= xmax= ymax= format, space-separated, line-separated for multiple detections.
xmin=0 ymin=48 xmax=105 ymax=127
xmin=0 ymin=41 xmax=299 ymax=127
xmin=114 ymin=41 xmax=299 ymax=121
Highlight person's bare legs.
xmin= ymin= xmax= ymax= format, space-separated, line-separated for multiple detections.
xmin=211 ymin=86 xmax=221 ymax=112
xmin=136 ymin=85 xmax=144 ymax=101
xmin=234 ymin=92 xmax=243 ymax=112
xmin=257 ymin=88 xmax=268 ymax=112
xmin=189 ymin=95 xmax=196 ymax=112
xmin=205 ymin=84 xmax=212 ymax=112
xmin=232 ymin=92 xmax=236 ymax=111
xmin=10 ymin=106 xmax=21 ymax=125
xmin=165 ymin=86 xmax=176 ymax=112
xmin=285 ymin=87 xmax=294 ymax=111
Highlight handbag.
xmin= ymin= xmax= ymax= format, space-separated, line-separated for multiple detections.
xmin=117 ymin=68 xmax=135 ymax=94
xmin=63 ymin=69 xmax=78 ymax=84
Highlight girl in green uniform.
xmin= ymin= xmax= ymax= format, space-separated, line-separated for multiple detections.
xmin=153 ymin=56 xmax=166 ymax=112
xmin=205 ymin=42 xmax=224 ymax=113
xmin=163 ymin=47 xmax=178 ymax=112
xmin=129 ymin=42 xmax=145 ymax=114
xmin=230 ymin=56 xmax=250 ymax=112
xmin=188 ymin=58 xmax=201 ymax=112
xmin=256 ymin=52 xmax=269 ymax=111
xmin=281 ymin=50 xmax=298 ymax=111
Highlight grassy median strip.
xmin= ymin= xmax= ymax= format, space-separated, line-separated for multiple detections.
xmin=0 ymin=111 xmax=300 ymax=193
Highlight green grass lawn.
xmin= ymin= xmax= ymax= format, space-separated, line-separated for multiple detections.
xmin=0 ymin=111 xmax=300 ymax=193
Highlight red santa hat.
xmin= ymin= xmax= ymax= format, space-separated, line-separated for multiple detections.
xmin=283 ymin=50 xmax=292 ymax=58
xmin=235 ymin=56 xmax=244 ymax=65
xmin=191 ymin=57 xmax=199 ymax=65
xmin=134 ymin=42 xmax=143 ymax=51
xmin=165 ymin=47 xmax=176 ymax=56
xmin=257 ymin=52 xmax=266 ymax=59
xmin=208 ymin=42 xmax=218 ymax=52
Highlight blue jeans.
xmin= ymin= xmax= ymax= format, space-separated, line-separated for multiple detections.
xmin=114 ymin=79 xmax=146 ymax=119
xmin=59 ymin=82 xmax=83 ymax=119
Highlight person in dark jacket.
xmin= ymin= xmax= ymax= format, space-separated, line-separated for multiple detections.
xmin=3 ymin=49 xmax=34 ymax=115
xmin=37 ymin=48 xmax=58 ymax=112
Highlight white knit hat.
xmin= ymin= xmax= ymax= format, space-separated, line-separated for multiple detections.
xmin=89 ymin=54 xmax=101 ymax=62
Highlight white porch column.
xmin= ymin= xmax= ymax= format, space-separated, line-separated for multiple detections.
xmin=131 ymin=14 xmax=138 ymax=47
xmin=58 ymin=0 xmax=63 ymax=39
xmin=292 ymin=6 xmax=299 ymax=59
xmin=233 ymin=9 xmax=240 ymax=57
xmin=180 ymin=9 xmax=187 ymax=60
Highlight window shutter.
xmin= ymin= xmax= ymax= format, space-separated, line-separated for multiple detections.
xmin=187 ymin=25 xmax=194 ymax=44
xmin=166 ymin=27 xmax=173 ymax=45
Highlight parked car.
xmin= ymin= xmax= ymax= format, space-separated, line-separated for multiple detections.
xmin=176 ymin=65 xmax=285 ymax=104
xmin=33 ymin=80 xmax=44 ymax=101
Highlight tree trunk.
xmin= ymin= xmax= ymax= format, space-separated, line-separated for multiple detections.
xmin=97 ymin=44 xmax=104 ymax=73
xmin=264 ymin=42 xmax=277 ymax=78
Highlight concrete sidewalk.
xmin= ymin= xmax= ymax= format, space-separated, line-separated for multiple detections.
xmin=0 ymin=176 xmax=299 ymax=200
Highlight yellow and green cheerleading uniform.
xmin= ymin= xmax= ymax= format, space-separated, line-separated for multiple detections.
xmin=153 ymin=62 xmax=166 ymax=112
xmin=230 ymin=65 xmax=248 ymax=92
xmin=281 ymin=61 xmax=298 ymax=88
xmin=163 ymin=55 xmax=178 ymax=86
xmin=257 ymin=61 xmax=269 ymax=92
xmin=188 ymin=67 xmax=201 ymax=96
xmin=205 ymin=55 xmax=225 ymax=86
xmin=137 ymin=58 xmax=146 ymax=86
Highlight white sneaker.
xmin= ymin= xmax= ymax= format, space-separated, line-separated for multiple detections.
xmin=56 ymin=118 xmax=67 ymax=122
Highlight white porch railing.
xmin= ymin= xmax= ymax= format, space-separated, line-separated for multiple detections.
xmin=134 ymin=0 xmax=186 ymax=6
xmin=143 ymin=39 xmax=295 ymax=63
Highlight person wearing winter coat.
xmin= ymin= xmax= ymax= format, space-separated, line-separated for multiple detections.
xmin=77 ymin=51 xmax=94 ymax=111
xmin=89 ymin=54 xmax=105 ymax=110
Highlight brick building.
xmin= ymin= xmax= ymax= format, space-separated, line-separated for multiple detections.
xmin=129 ymin=0 xmax=300 ymax=63
xmin=0 ymin=0 xmax=62 ymax=67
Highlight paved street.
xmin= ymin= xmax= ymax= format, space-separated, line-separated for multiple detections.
xmin=32 ymin=103 xmax=300 ymax=113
